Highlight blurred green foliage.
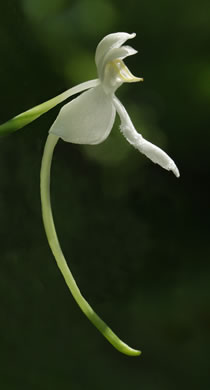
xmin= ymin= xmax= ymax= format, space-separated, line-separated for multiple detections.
xmin=0 ymin=0 xmax=210 ymax=389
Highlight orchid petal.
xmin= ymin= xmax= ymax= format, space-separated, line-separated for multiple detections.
xmin=50 ymin=85 xmax=116 ymax=145
xmin=95 ymin=32 xmax=136 ymax=65
xmin=95 ymin=32 xmax=136 ymax=79
xmin=104 ymin=45 xmax=137 ymax=63
xmin=113 ymin=96 xmax=180 ymax=177
xmin=99 ymin=46 xmax=138 ymax=80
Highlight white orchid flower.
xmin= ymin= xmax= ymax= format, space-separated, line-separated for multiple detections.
xmin=0 ymin=32 xmax=180 ymax=357
xmin=49 ymin=32 xmax=179 ymax=177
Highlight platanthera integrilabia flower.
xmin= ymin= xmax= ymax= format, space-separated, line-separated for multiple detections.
xmin=49 ymin=33 xmax=179 ymax=177
xmin=0 ymin=32 xmax=179 ymax=356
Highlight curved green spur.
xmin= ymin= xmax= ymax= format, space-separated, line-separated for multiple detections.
xmin=40 ymin=133 xmax=141 ymax=356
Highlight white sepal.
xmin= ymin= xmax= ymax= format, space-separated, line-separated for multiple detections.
xmin=50 ymin=85 xmax=116 ymax=145
xmin=95 ymin=32 xmax=136 ymax=79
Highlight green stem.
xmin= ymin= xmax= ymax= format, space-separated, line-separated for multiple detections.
xmin=40 ymin=133 xmax=141 ymax=356
xmin=0 ymin=79 xmax=99 ymax=135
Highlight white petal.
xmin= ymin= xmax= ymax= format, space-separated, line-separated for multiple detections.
xmin=95 ymin=32 xmax=136 ymax=66
xmin=99 ymin=46 xmax=137 ymax=80
xmin=95 ymin=32 xmax=136 ymax=78
xmin=104 ymin=45 xmax=137 ymax=63
xmin=112 ymin=96 xmax=180 ymax=177
xmin=50 ymin=85 xmax=116 ymax=145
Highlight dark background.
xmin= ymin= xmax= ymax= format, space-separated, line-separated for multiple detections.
xmin=0 ymin=0 xmax=210 ymax=389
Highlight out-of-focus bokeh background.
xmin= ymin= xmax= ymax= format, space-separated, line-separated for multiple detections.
xmin=0 ymin=0 xmax=210 ymax=388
